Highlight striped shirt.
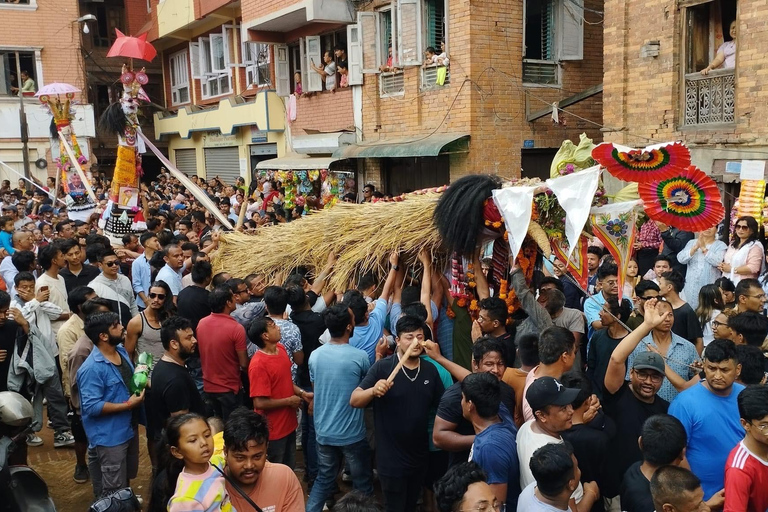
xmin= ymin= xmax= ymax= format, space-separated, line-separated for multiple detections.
xmin=168 ymin=462 xmax=234 ymax=512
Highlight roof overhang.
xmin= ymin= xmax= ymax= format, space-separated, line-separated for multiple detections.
xmin=255 ymin=152 xmax=344 ymax=170
xmin=332 ymin=133 xmax=470 ymax=159
xmin=242 ymin=0 xmax=353 ymax=35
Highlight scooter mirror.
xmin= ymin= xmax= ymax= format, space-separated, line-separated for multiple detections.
xmin=0 ymin=391 xmax=33 ymax=427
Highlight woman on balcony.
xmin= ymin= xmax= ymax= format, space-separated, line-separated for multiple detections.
xmin=719 ymin=216 xmax=764 ymax=285
xmin=702 ymin=20 xmax=737 ymax=75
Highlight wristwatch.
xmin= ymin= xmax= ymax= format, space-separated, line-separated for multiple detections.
xmin=391 ymin=265 xmax=399 ymax=271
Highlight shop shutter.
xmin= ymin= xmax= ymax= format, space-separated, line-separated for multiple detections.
xmin=174 ymin=148 xmax=197 ymax=177
xmin=204 ymin=146 xmax=240 ymax=185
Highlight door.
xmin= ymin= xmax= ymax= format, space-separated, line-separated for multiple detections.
xmin=521 ymin=148 xmax=559 ymax=181
xmin=204 ymin=146 xmax=240 ymax=184
xmin=384 ymin=155 xmax=450 ymax=195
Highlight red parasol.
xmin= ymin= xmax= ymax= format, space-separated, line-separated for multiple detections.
xmin=592 ymin=142 xmax=691 ymax=182
xmin=638 ymin=166 xmax=725 ymax=232
xmin=106 ymin=29 xmax=157 ymax=62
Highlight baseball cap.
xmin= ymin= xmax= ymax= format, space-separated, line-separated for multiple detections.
xmin=39 ymin=205 xmax=53 ymax=213
xmin=632 ymin=352 xmax=665 ymax=374
xmin=174 ymin=203 xmax=187 ymax=211
xmin=73 ymin=220 xmax=86 ymax=227
xmin=526 ymin=376 xmax=580 ymax=412
xmin=2 ymin=205 xmax=17 ymax=212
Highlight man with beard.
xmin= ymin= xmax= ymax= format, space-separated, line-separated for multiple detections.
xmin=584 ymin=263 xmax=621 ymax=340
xmin=224 ymin=408 xmax=304 ymax=511
xmin=351 ymin=315 xmax=446 ymax=512
xmin=602 ymin=301 xmax=672 ymax=504
xmin=669 ymin=339 xmax=744 ymax=501
xmin=77 ymin=312 xmax=145 ymax=496
xmin=149 ymin=316 xmax=205 ymax=437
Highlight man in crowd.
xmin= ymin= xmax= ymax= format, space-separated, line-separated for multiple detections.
xmin=517 ymin=442 xmax=593 ymax=512
xmin=229 ymin=277 xmax=266 ymax=334
xmin=155 ymin=244 xmax=184 ymax=303
xmin=432 ymin=337 xmax=516 ymax=465
xmin=728 ymin=311 xmax=768 ymax=347
xmin=248 ymin=316 xmax=312 ymax=468
xmin=537 ymin=287 xmax=585 ymax=357
xmin=306 ymin=304 xmax=373 ymax=511
xmin=59 ymin=239 xmax=100 ymax=294
xmin=77 ymin=312 xmax=145 ymax=497
xmin=177 ymin=259 xmax=212 ymax=333
xmin=586 ymin=246 xmax=601 ymax=295
xmin=725 ymin=384 xmax=768 ymax=511
xmin=643 ymin=255 xmax=673 ymax=285
xmin=522 ymin=326 xmax=578 ymax=421
xmin=131 ymin=232 xmax=161 ymax=310
xmin=658 ymin=271 xmax=703 ymax=352
xmin=461 ymin=371 xmax=519 ymax=509
xmin=475 ymin=297 xmax=513 ymax=363
xmin=223 ymin=408 xmax=305 ymax=512
xmin=669 ymin=338 xmax=744 ymax=501
xmin=434 ymin=462 xmax=498 ymax=512
xmin=89 ymin=248 xmax=138 ymax=327
xmin=351 ymin=315 xmax=445 ymax=512
xmin=197 ymin=285 xmax=248 ymax=421
xmin=55 ymin=219 xmax=75 ymax=240
xmin=620 ymin=414 xmax=688 ymax=512
xmin=36 ymin=242 xmax=71 ymax=334
xmin=733 ymin=278 xmax=768 ymax=314
xmin=650 ymin=466 xmax=709 ymax=512
xmin=0 ymin=230 xmax=34 ymax=293
xmin=264 ymin=285 xmax=303 ymax=381
xmin=626 ymin=280 xmax=660 ymax=330
xmin=584 ymin=263 xmax=621 ymax=339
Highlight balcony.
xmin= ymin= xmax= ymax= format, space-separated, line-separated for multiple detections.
xmin=0 ymin=98 xmax=95 ymax=139
xmin=683 ymin=68 xmax=735 ymax=126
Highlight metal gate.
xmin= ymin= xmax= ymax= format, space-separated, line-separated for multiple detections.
xmin=204 ymin=146 xmax=240 ymax=185
xmin=174 ymin=149 xmax=197 ymax=177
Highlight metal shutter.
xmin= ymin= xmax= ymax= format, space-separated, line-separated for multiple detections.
xmin=174 ymin=149 xmax=198 ymax=177
xmin=204 ymin=146 xmax=240 ymax=184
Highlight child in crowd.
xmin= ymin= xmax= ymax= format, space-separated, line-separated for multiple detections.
xmin=167 ymin=413 xmax=234 ymax=512
xmin=623 ymin=259 xmax=639 ymax=299
xmin=338 ymin=61 xmax=349 ymax=88
xmin=0 ymin=215 xmax=14 ymax=254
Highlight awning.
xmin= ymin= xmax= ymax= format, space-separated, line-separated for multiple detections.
xmin=332 ymin=133 xmax=470 ymax=159
xmin=255 ymin=152 xmax=343 ymax=170
xmin=293 ymin=132 xmax=356 ymax=155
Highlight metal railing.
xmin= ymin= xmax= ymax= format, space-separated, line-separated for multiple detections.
xmin=683 ymin=68 xmax=735 ymax=125
xmin=421 ymin=65 xmax=450 ymax=90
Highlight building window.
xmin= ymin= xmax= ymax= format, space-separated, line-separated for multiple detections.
xmin=244 ymin=43 xmax=270 ymax=89
xmin=91 ymin=3 xmax=124 ymax=48
xmin=169 ymin=50 xmax=190 ymax=105
xmin=522 ymin=0 xmax=584 ymax=86
xmin=424 ymin=0 xmax=444 ymax=50
xmin=192 ymin=28 xmax=233 ymax=100
xmin=0 ymin=0 xmax=37 ymax=10
xmin=682 ymin=0 xmax=737 ymax=126
xmin=0 ymin=50 xmax=39 ymax=96
xmin=380 ymin=71 xmax=404 ymax=97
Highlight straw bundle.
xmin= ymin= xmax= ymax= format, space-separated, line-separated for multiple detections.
xmin=214 ymin=193 xmax=446 ymax=291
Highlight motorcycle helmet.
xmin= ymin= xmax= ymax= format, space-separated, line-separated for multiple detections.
xmin=0 ymin=392 xmax=33 ymax=427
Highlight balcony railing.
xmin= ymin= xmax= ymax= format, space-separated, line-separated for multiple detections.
xmin=421 ymin=65 xmax=450 ymax=90
xmin=379 ymin=72 xmax=405 ymax=98
xmin=684 ymin=68 xmax=735 ymax=126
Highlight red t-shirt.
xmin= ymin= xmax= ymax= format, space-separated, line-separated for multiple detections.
xmin=724 ymin=441 xmax=768 ymax=512
xmin=197 ymin=313 xmax=247 ymax=394
xmin=249 ymin=343 xmax=298 ymax=441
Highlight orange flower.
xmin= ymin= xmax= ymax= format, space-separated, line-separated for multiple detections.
xmin=469 ymin=300 xmax=479 ymax=311
xmin=468 ymin=281 xmax=477 ymax=288
xmin=503 ymin=231 xmax=508 ymax=241
xmin=484 ymin=220 xmax=491 ymax=226
xmin=466 ymin=272 xmax=475 ymax=279
xmin=499 ymin=293 xmax=507 ymax=299
xmin=457 ymin=298 xmax=467 ymax=307
xmin=446 ymin=308 xmax=456 ymax=319
xmin=492 ymin=221 xmax=502 ymax=229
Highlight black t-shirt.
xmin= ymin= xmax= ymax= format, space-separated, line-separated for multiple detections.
xmin=496 ymin=332 xmax=515 ymax=369
xmin=436 ymin=379 xmax=517 ymax=467
xmin=620 ymin=461 xmax=654 ymax=512
xmin=290 ymin=308 xmax=326 ymax=389
xmin=150 ymin=359 xmax=206 ymax=431
xmin=672 ymin=303 xmax=703 ymax=344
xmin=59 ymin=264 xmax=101 ymax=294
xmin=177 ymin=286 xmax=212 ymax=333
xmin=0 ymin=321 xmax=20 ymax=393
xmin=359 ymin=355 xmax=445 ymax=477
xmin=562 ymin=419 xmax=614 ymax=504
xmin=602 ymin=382 xmax=669 ymax=497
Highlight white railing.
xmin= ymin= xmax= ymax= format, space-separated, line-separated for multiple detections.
xmin=684 ymin=68 xmax=735 ymax=125
xmin=421 ymin=65 xmax=450 ymax=90
xmin=379 ymin=71 xmax=405 ymax=97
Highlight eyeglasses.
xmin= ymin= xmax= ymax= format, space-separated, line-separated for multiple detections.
xmin=236 ymin=288 xmax=249 ymax=294
xmin=104 ymin=261 xmax=119 ymax=267
xmin=735 ymin=224 xmax=750 ymax=230
xmin=712 ymin=320 xmax=728 ymax=328
xmin=634 ymin=370 xmax=663 ymax=383
xmin=750 ymin=421 xmax=768 ymax=433
xmin=745 ymin=294 xmax=767 ymax=299
xmin=149 ymin=293 xmax=166 ymax=300
xmin=459 ymin=503 xmax=506 ymax=512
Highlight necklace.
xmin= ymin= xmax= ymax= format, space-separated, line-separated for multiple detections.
xmin=401 ymin=360 xmax=421 ymax=382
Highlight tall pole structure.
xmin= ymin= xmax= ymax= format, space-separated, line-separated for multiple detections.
xmin=14 ymin=51 xmax=31 ymax=184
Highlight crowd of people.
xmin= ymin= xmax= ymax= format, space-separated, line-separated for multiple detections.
xmin=1 ymin=171 xmax=768 ymax=512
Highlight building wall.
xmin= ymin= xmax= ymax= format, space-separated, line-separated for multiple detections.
xmin=604 ymin=0 xmax=768 ymax=151
xmin=242 ymin=0 xmax=303 ymax=26
xmin=358 ymin=0 xmax=604 ymax=182
xmin=291 ymin=87 xmax=355 ymax=134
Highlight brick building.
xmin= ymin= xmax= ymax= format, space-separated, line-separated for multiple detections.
xmin=0 ymin=0 xmax=94 ymax=184
xmin=604 ymin=0 xmax=765 ymax=195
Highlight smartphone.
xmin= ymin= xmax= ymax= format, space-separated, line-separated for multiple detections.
xmin=40 ymin=285 xmax=49 ymax=292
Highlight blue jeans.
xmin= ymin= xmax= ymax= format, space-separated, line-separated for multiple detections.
xmin=302 ymin=399 xmax=318 ymax=484
xmin=305 ymin=439 xmax=373 ymax=512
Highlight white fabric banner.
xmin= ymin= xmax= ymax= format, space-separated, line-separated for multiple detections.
xmin=546 ymin=165 xmax=601 ymax=260
xmin=492 ymin=186 xmax=536 ymax=264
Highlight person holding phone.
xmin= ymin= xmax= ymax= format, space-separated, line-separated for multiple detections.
xmin=311 ymin=51 xmax=337 ymax=91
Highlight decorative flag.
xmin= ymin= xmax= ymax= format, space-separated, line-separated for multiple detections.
xmin=492 ymin=186 xmax=536 ymax=264
xmin=589 ymin=200 xmax=642 ymax=300
xmin=546 ymin=165 xmax=600 ymax=259
xmin=551 ymin=236 xmax=590 ymax=290
xmin=592 ymin=142 xmax=690 ymax=182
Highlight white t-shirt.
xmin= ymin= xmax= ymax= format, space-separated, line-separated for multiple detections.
xmin=516 ymin=482 xmax=568 ymax=512
xmin=719 ymin=41 xmax=736 ymax=69
xmin=35 ymin=272 xmax=70 ymax=334
xmin=516 ymin=420 xmax=583 ymax=502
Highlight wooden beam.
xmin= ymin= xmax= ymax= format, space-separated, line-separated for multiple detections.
xmin=526 ymin=83 xmax=604 ymax=122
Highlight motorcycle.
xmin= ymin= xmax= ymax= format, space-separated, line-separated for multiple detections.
xmin=0 ymin=391 xmax=56 ymax=512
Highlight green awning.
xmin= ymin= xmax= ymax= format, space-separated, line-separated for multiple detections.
xmin=332 ymin=133 xmax=470 ymax=159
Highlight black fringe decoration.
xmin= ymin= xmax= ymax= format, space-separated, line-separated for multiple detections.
xmin=98 ymin=102 xmax=127 ymax=136
xmin=433 ymin=174 xmax=502 ymax=256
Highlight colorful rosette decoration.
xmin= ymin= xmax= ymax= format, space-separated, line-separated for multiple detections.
xmin=638 ymin=165 xmax=725 ymax=232
xmin=592 ymin=142 xmax=691 ymax=182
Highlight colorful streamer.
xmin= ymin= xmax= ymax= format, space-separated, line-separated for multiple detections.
xmin=589 ymin=200 xmax=642 ymax=301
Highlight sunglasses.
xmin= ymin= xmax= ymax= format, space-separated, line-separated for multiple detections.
xmin=735 ymin=224 xmax=750 ymax=230
xmin=104 ymin=261 xmax=119 ymax=267
xmin=149 ymin=293 xmax=166 ymax=300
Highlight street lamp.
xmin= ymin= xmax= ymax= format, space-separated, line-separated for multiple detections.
xmin=76 ymin=14 xmax=96 ymax=34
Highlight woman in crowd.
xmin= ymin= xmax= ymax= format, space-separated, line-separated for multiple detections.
xmin=719 ymin=216 xmax=763 ymax=285
xmin=696 ymin=284 xmax=725 ymax=348
xmin=677 ymin=224 xmax=727 ymax=309
xmin=623 ymin=259 xmax=639 ymax=300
